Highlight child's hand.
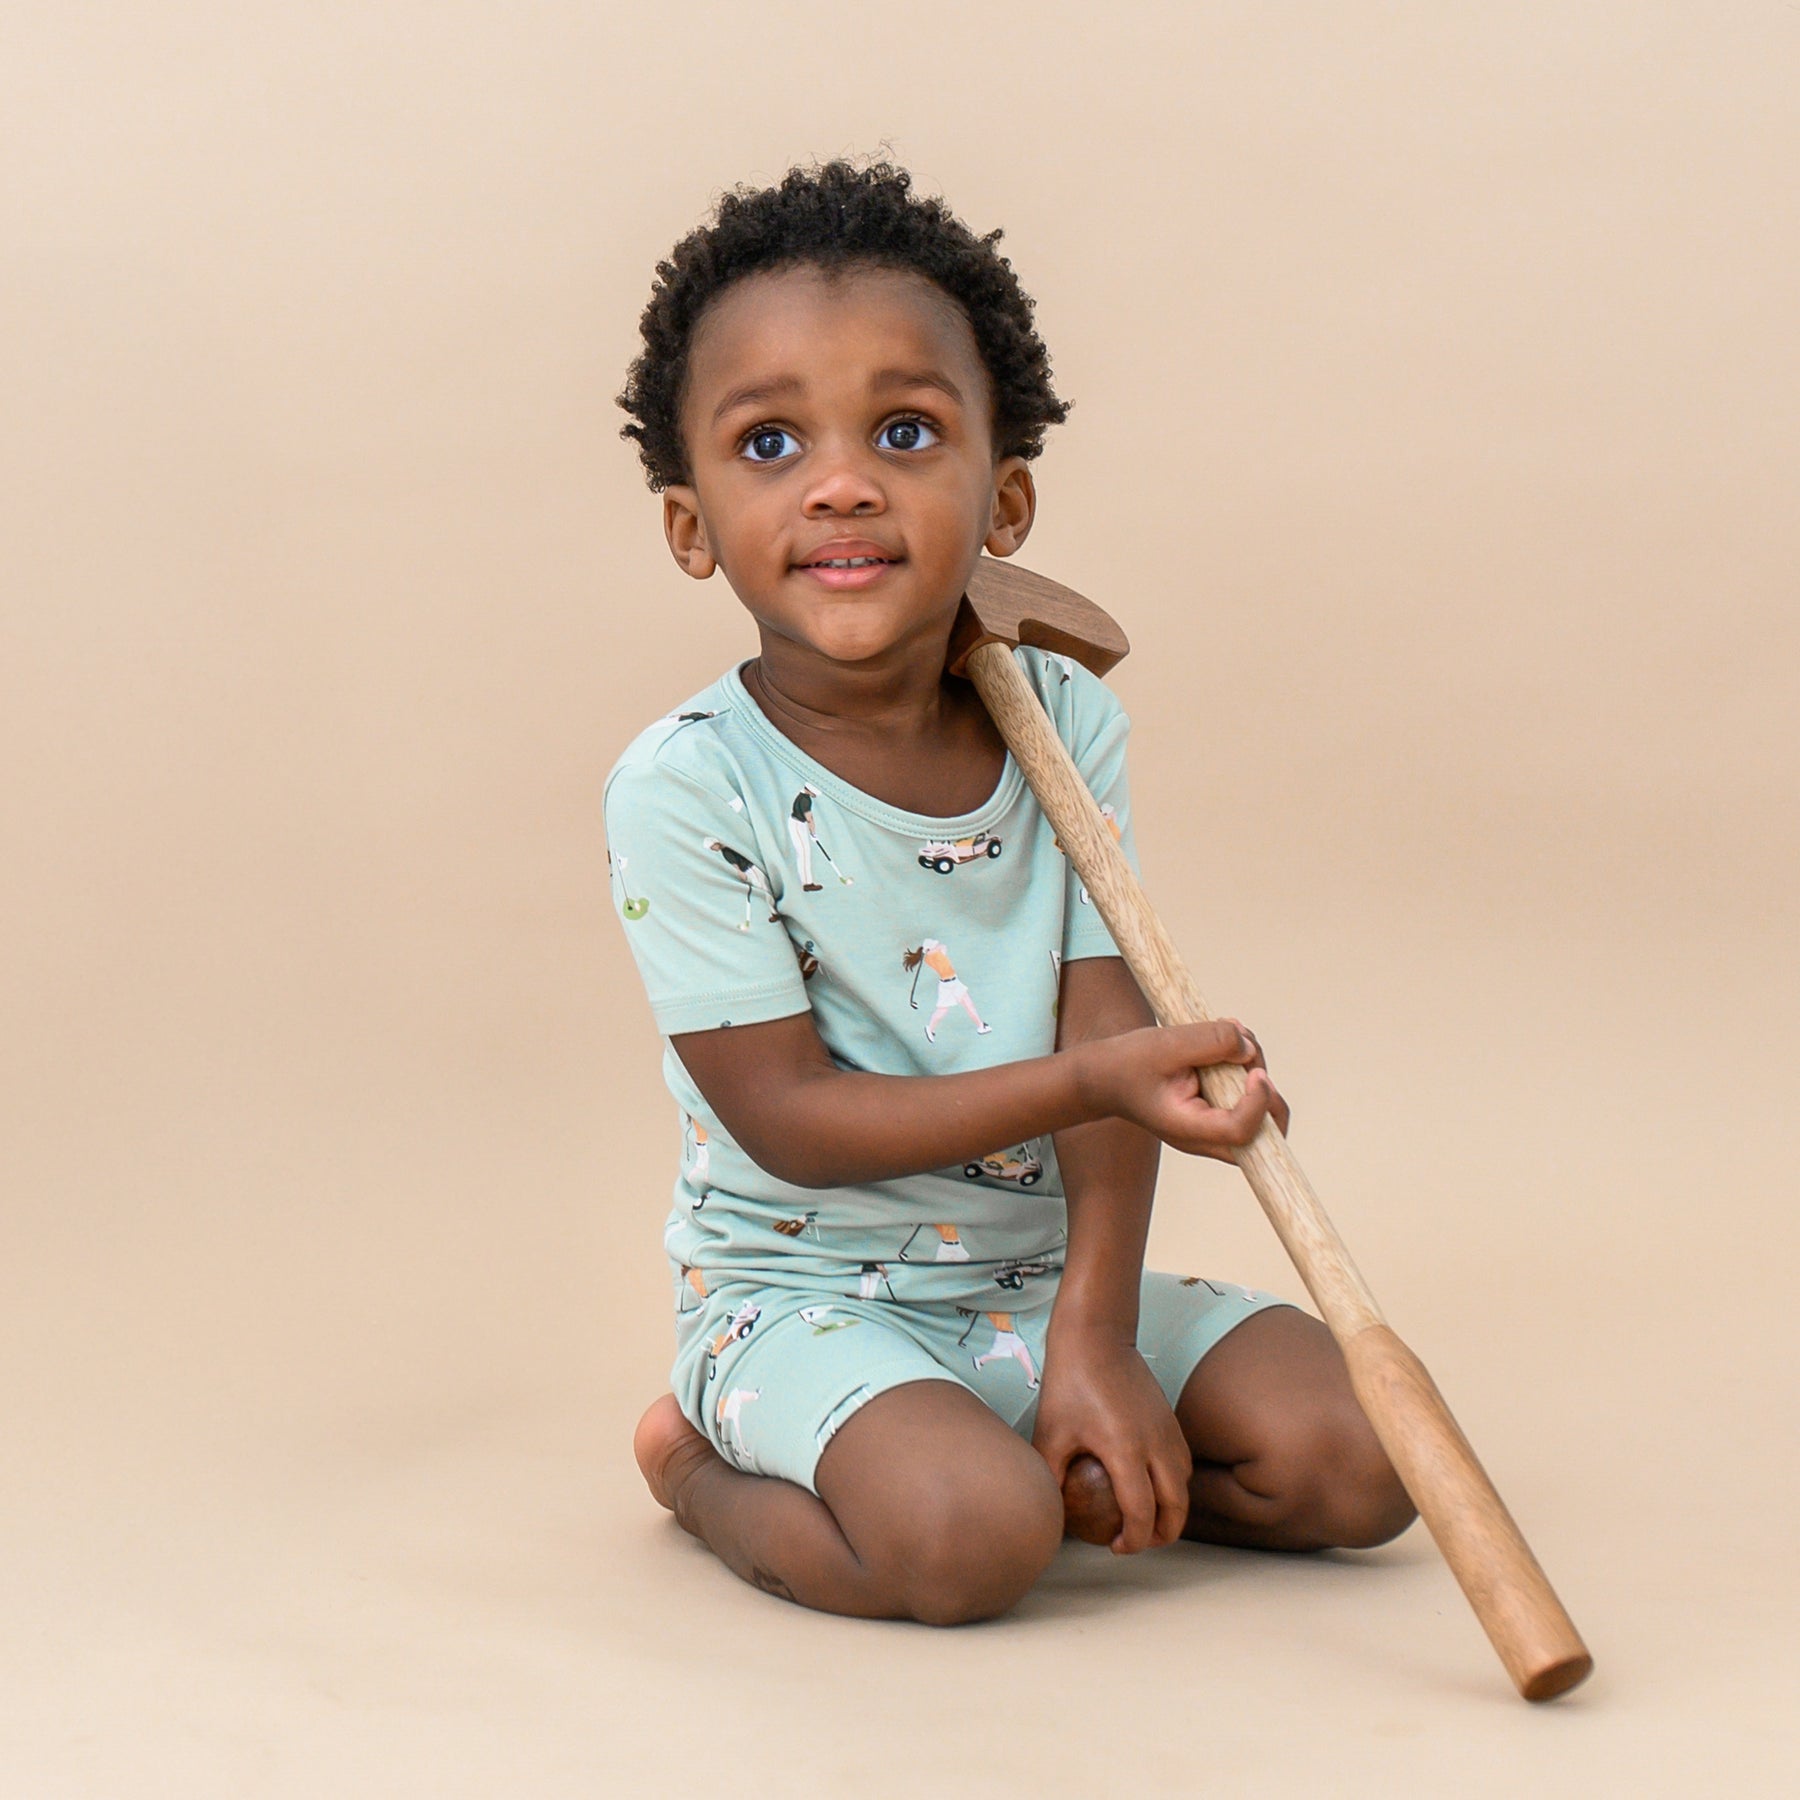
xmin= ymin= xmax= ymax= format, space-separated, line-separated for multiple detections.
xmin=1079 ymin=1019 xmax=1290 ymax=1160
xmin=1033 ymin=1324 xmax=1192 ymax=1553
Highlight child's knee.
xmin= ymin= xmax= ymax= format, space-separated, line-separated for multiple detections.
xmin=1322 ymin=1438 xmax=1415 ymax=1548
xmin=815 ymin=1381 xmax=1064 ymax=1622
xmin=898 ymin=1457 xmax=1064 ymax=1624
xmin=1280 ymin=1404 xmax=1416 ymax=1549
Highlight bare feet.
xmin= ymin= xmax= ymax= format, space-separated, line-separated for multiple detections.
xmin=634 ymin=1394 xmax=718 ymax=1525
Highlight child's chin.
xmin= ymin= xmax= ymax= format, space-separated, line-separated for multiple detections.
xmin=806 ymin=624 xmax=908 ymax=665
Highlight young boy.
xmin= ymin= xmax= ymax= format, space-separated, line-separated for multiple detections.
xmin=606 ymin=161 xmax=1413 ymax=1623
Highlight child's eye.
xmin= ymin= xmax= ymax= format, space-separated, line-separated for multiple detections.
xmin=877 ymin=417 xmax=938 ymax=452
xmin=740 ymin=427 xmax=800 ymax=463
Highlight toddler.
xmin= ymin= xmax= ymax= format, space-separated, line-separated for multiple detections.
xmin=606 ymin=161 xmax=1413 ymax=1622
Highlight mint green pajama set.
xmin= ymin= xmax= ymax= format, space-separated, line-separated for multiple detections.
xmin=604 ymin=648 xmax=1288 ymax=1493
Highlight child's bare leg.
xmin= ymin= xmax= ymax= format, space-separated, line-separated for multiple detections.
xmin=1174 ymin=1308 xmax=1417 ymax=1550
xmin=635 ymin=1382 xmax=1063 ymax=1623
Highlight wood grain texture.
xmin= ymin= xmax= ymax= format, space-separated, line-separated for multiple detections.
xmin=1343 ymin=1327 xmax=1594 ymax=1703
xmin=947 ymin=559 xmax=1131 ymax=679
xmin=963 ymin=623 xmax=1592 ymax=1701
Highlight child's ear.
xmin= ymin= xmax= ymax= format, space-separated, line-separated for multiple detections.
xmin=663 ymin=487 xmax=717 ymax=579
xmin=983 ymin=458 xmax=1036 ymax=558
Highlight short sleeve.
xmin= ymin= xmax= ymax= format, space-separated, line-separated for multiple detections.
xmin=603 ymin=758 xmax=810 ymax=1035
xmin=1058 ymin=681 xmax=1144 ymax=964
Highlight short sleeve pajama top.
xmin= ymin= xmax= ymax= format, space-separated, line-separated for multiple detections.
xmin=603 ymin=648 xmax=1284 ymax=1489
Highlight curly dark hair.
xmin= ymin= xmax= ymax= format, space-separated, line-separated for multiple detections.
xmin=617 ymin=159 xmax=1070 ymax=491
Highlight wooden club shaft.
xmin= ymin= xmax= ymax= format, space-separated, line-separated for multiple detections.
xmin=966 ymin=641 xmax=1592 ymax=1702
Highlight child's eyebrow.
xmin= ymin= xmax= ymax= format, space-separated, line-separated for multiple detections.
xmin=709 ymin=367 xmax=968 ymax=427
xmin=870 ymin=368 xmax=967 ymax=407
xmin=711 ymin=376 xmax=803 ymax=425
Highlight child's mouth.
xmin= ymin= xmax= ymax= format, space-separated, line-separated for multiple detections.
xmin=795 ymin=555 xmax=901 ymax=590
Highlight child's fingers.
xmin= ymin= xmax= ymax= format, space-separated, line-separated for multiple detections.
xmin=1263 ymin=1074 xmax=1291 ymax=1137
xmin=1107 ymin=1459 xmax=1158 ymax=1555
xmin=1169 ymin=1019 xmax=1261 ymax=1068
xmin=1172 ymin=1070 xmax=1273 ymax=1157
xmin=1234 ymin=1068 xmax=1280 ymax=1136
xmin=1149 ymin=1450 xmax=1191 ymax=1547
xmin=1228 ymin=1067 xmax=1290 ymax=1138
xmin=1219 ymin=1020 xmax=1292 ymax=1134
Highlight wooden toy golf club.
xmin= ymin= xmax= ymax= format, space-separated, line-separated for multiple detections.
xmin=945 ymin=558 xmax=1593 ymax=1704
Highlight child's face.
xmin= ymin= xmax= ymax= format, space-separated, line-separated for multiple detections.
xmin=662 ymin=263 xmax=1034 ymax=675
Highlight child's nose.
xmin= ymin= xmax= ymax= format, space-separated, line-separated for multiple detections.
xmin=800 ymin=441 xmax=886 ymax=516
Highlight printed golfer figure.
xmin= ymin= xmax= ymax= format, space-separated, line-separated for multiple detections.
xmin=900 ymin=1222 xmax=970 ymax=1263
xmin=683 ymin=1112 xmax=711 ymax=1200
xmin=789 ymin=784 xmax=852 ymax=891
xmin=851 ymin=1262 xmax=898 ymax=1302
xmin=702 ymin=837 xmax=779 ymax=929
xmin=715 ymin=1386 xmax=761 ymax=1458
xmin=904 ymin=937 xmax=992 ymax=1043
xmin=968 ymin=1310 xmax=1040 ymax=1389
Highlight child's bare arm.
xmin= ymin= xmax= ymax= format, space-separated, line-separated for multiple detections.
xmin=1048 ymin=958 xmax=1291 ymax=1329
xmin=1046 ymin=955 xmax=1163 ymax=1335
xmin=1037 ymin=956 xmax=1184 ymax=1553
xmin=1034 ymin=955 xmax=1291 ymax=1553
xmin=670 ymin=999 xmax=1278 ymax=1190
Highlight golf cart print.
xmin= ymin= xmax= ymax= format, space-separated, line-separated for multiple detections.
xmin=918 ymin=830 xmax=1003 ymax=874
xmin=704 ymin=1300 xmax=762 ymax=1380
xmin=962 ymin=1146 xmax=1043 ymax=1186
xmin=992 ymin=1256 xmax=1057 ymax=1292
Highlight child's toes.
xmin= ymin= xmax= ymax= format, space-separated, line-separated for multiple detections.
xmin=634 ymin=1394 xmax=711 ymax=1512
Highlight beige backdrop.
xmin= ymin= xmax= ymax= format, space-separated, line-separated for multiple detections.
xmin=3 ymin=3 xmax=1796 ymax=1794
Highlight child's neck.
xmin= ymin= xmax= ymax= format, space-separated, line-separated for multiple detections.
xmin=742 ymin=654 xmax=1007 ymax=819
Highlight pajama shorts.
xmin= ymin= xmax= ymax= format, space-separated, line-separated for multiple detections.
xmin=672 ymin=1267 xmax=1293 ymax=1494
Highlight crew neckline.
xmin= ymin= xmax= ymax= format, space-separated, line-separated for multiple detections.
xmin=721 ymin=659 xmax=1024 ymax=834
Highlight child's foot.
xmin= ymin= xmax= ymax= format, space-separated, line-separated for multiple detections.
xmin=975 ymin=1023 xmax=992 ymax=1034
xmin=924 ymin=1022 xmax=937 ymax=1043
xmin=634 ymin=1394 xmax=721 ymax=1531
